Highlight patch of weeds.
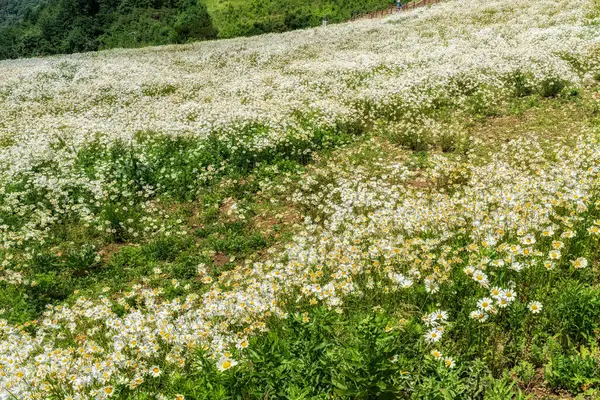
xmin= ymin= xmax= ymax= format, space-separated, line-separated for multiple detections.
xmin=142 ymin=83 xmax=177 ymax=97
xmin=407 ymin=151 xmax=430 ymax=170
xmin=384 ymin=116 xmax=437 ymax=151
xmin=507 ymin=70 xmax=536 ymax=98
xmin=547 ymin=282 xmax=600 ymax=347
xmin=0 ymin=284 xmax=37 ymax=325
xmin=538 ymin=77 xmax=568 ymax=98
xmin=65 ymin=244 xmax=102 ymax=277
xmin=545 ymin=346 xmax=600 ymax=393
xmin=102 ymin=245 xmax=153 ymax=282
xmin=511 ymin=360 xmax=537 ymax=389
xmin=142 ymin=234 xmax=193 ymax=262
xmin=169 ymin=253 xmax=210 ymax=280
xmin=0 ymin=134 xmax=15 ymax=148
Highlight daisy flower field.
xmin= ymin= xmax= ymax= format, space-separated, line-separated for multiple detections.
xmin=1 ymin=0 xmax=600 ymax=398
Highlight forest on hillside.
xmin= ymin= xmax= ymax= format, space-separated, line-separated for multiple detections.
xmin=0 ymin=0 xmax=393 ymax=60
xmin=0 ymin=0 xmax=44 ymax=27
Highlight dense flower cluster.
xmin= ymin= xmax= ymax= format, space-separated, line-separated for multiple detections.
xmin=2 ymin=123 xmax=599 ymax=398
xmin=0 ymin=0 xmax=599 ymax=398
xmin=0 ymin=0 xmax=598 ymax=260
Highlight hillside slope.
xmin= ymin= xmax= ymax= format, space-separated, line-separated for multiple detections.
xmin=1 ymin=0 xmax=600 ymax=398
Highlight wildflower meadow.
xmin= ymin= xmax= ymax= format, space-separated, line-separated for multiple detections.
xmin=1 ymin=0 xmax=600 ymax=398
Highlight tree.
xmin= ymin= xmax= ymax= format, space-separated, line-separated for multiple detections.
xmin=174 ymin=1 xmax=217 ymax=42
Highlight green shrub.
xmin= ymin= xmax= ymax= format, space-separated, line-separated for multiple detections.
xmin=538 ymin=77 xmax=568 ymax=98
xmin=385 ymin=117 xmax=438 ymax=151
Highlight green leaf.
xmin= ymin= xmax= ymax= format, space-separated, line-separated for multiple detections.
xmin=331 ymin=377 xmax=348 ymax=390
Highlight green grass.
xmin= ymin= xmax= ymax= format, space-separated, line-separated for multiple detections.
xmin=204 ymin=0 xmax=394 ymax=38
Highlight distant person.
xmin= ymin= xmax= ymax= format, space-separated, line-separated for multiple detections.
xmin=397 ymin=0 xmax=403 ymax=10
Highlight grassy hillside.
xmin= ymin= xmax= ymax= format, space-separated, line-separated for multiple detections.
xmin=204 ymin=0 xmax=394 ymax=38
xmin=0 ymin=0 xmax=600 ymax=398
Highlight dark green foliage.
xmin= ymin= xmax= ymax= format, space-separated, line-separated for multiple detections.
xmin=162 ymin=308 xmax=537 ymax=399
xmin=327 ymin=314 xmax=414 ymax=397
xmin=8 ymin=244 xmax=102 ymax=316
xmin=0 ymin=0 xmax=218 ymax=59
xmin=173 ymin=1 xmax=217 ymax=42
xmin=0 ymin=26 xmax=19 ymax=59
xmin=204 ymin=222 xmax=268 ymax=254
xmin=0 ymin=0 xmax=43 ymax=27
xmin=171 ymin=308 xmax=417 ymax=399
xmin=99 ymin=8 xmax=180 ymax=49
